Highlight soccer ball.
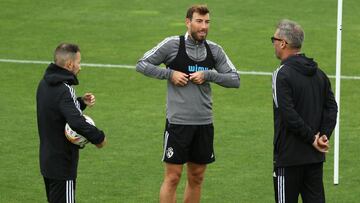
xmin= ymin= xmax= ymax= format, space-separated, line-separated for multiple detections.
xmin=65 ymin=115 xmax=95 ymax=147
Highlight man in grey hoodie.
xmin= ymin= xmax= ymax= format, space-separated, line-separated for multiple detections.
xmin=136 ymin=4 xmax=240 ymax=203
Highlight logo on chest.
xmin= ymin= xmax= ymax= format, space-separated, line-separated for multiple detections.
xmin=188 ymin=64 xmax=210 ymax=73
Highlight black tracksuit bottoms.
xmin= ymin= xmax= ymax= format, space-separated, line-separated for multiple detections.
xmin=43 ymin=177 xmax=76 ymax=203
xmin=274 ymin=162 xmax=325 ymax=203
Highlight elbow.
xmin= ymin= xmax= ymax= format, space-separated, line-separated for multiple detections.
xmin=234 ymin=79 xmax=240 ymax=88
xmin=135 ymin=63 xmax=142 ymax=73
xmin=232 ymin=72 xmax=240 ymax=88
xmin=136 ymin=61 xmax=146 ymax=73
xmin=227 ymin=73 xmax=240 ymax=88
xmin=237 ymin=74 xmax=240 ymax=88
xmin=223 ymin=81 xmax=239 ymax=88
xmin=231 ymin=76 xmax=240 ymax=88
xmin=223 ymin=78 xmax=240 ymax=88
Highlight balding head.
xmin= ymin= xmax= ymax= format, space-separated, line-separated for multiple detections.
xmin=54 ymin=43 xmax=80 ymax=68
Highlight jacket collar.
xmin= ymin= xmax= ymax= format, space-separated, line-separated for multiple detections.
xmin=43 ymin=63 xmax=79 ymax=86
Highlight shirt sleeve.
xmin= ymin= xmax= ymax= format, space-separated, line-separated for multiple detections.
xmin=59 ymin=85 xmax=105 ymax=145
xmin=136 ymin=36 xmax=179 ymax=80
xmin=319 ymin=75 xmax=338 ymax=139
xmin=203 ymin=44 xmax=240 ymax=88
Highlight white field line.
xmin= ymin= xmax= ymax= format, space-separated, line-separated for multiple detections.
xmin=1 ymin=58 xmax=359 ymax=80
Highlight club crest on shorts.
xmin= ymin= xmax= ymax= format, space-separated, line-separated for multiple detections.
xmin=166 ymin=147 xmax=174 ymax=158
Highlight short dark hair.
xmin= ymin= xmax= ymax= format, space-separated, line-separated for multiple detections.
xmin=54 ymin=43 xmax=80 ymax=67
xmin=186 ymin=4 xmax=209 ymax=20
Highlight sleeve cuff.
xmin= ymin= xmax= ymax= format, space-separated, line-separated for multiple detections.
xmin=203 ymin=70 xmax=211 ymax=81
xmin=306 ymin=128 xmax=316 ymax=144
xmin=91 ymin=131 xmax=105 ymax=145
xmin=167 ymin=69 xmax=174 ymax=80
xmin=320 ymin=130 xmax=332 ymax=140
xmin=77 ymin=97 xmax=87 ymax=110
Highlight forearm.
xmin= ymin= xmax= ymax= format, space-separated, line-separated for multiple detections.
xmin=320 ymin=84 xmax=338 ymax=139
xmin=280 ymin=107 xmax=315 ymax=144
xmin=136 ymin=61 xmax=173 ymax=80
xmin=204 ymin=70 xmax=240 ymax=88
xmin=69 ymin=117 xmax=105 ymax=145
xmin=77 ymin=97 xmax=86 ymax=110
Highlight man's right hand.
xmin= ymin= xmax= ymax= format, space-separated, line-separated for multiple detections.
xmin=170 ymin=70 xmax=189 ymax=86
xmin=96 ymin=137 xmax=107 ymax=148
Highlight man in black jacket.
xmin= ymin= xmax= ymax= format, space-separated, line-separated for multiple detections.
xmin=36 ymin=43 xmax=106 ymax=203
xmin=271 ymin=20 xmax=338 ymax=203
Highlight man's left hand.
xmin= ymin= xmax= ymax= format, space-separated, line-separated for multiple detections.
xmin=83 ymin=93 xmax=95 ymax=107
xmin=189 ymin=71 xmax=205 ymax=85
xmin=318 ymin=135 xmax=329 ymax=149
xmin=312 ymin=133 xmax=329 ymax=153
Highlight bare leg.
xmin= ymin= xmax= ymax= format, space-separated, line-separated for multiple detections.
xmin=183 ymin=162 xmax=207 ymax=203
xmin=160 ymin=163 xmax=183 ymax=203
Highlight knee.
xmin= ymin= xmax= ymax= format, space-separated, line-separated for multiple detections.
xmin=165 ymin=173 xmax=182 ymax=186
xmin=188 ymin=172 xmax=204 ymax=186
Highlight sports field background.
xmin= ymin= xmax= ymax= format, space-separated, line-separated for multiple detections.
xmin=0 ymin=0 xmax=359 ymax=202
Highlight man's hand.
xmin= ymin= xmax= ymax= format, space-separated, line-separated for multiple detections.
xmin=318 ymin=135 xmax=329 ymax=148
xmin=96 ymin=137 xmax=107 ymax=148
xmin=171 ymin=70 xmax=189 ymax=86
xmin=312 ymin=133 xmax=329 ymax=153
xmin=83 ymin=93 xmax=95 ymax=107
xmin=189 ymin=71 xmax=205 ymax=85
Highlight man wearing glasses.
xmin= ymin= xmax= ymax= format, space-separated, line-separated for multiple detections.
xmin=271 ymin=19 xmax=338 ymax=203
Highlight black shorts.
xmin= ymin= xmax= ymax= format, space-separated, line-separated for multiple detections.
xmin=162 ymin=120 xmax=215 ymax=164
xmin=43 ymin=177 xmax=76 ymax=203
xmin=273 ymin=162 xmax=325 ymax=203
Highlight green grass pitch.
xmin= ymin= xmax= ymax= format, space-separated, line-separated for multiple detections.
xmin=0 ymin=0 xmax=359 ymax=202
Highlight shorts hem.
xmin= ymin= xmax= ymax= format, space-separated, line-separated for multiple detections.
xmin=163 ymin=160 xmax=215 ymax=165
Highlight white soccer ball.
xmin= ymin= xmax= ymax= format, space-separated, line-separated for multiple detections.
xmin=64 ymin=115 xmax=95 ymax=147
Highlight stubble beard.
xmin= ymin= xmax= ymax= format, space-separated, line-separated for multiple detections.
xmin=190 ymin=30 xmax=207 ymax=43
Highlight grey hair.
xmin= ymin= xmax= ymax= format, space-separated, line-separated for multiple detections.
xmin=276 ymin=19 xmax=304 ymax=49
xmin=54 ymin=43 xmax=80 ymax=67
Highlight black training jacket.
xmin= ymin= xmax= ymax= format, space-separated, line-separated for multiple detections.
xmin=36 ymin=63 xmax=105 ymax=180
xmin=272 ymin=54 xmax=338 ymax=167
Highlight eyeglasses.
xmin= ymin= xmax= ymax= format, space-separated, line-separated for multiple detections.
xmin=271 ymin=37 xmax=288 ymax=44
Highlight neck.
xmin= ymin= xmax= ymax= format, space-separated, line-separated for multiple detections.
xmin=281 ymin=49 xmax=301 ymax=61
xmin=186 ymin=32 xmax=203 ymax=44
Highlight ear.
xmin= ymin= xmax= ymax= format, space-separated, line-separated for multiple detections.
xmin=185 ymin=18 xmax=191 ymax=28
xmin=280 ymin=41 xmax=287 ymax=49
xmin=64 ymin=60 xmax=73 ymax=71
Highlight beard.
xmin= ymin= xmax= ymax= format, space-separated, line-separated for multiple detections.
xmin=190 ymin=30 xmax=207 ymax=42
